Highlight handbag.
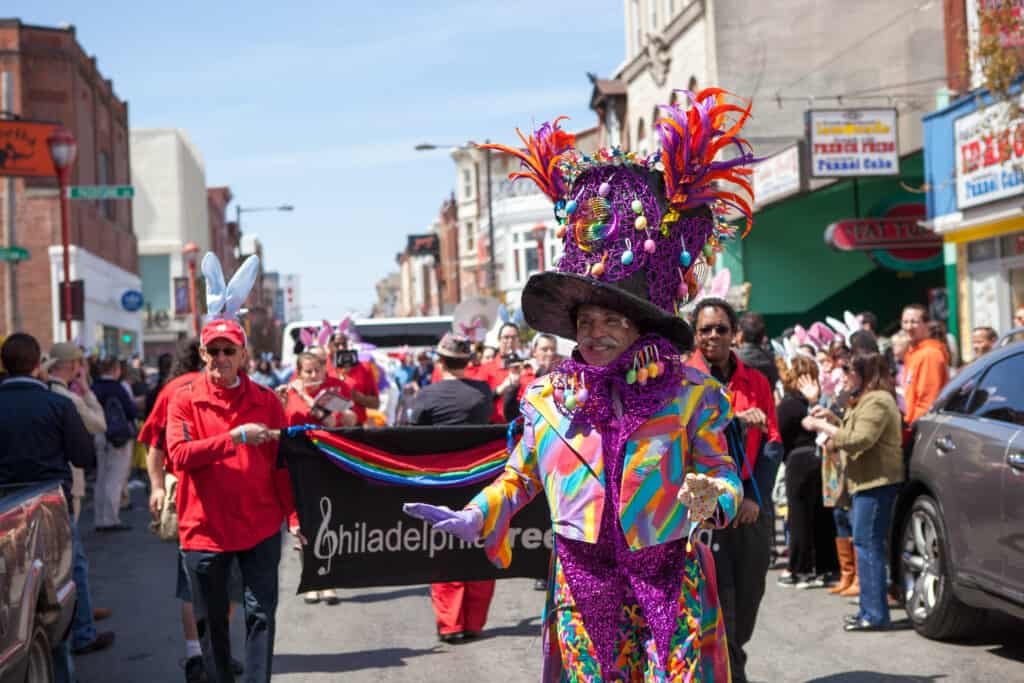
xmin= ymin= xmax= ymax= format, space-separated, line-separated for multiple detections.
xmin=156 ymin=473 xmax=179 ymax=542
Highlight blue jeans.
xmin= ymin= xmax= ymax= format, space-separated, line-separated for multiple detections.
xmin=53 ymin=519 xmax=95 ymax=683
xmin=851 ymin=485 xmax=899 ymax=626
xmin=184 ymin=532 xmax=282 ymax=683
xmin=70 ymin=520 xmax=97 ymax=648
xmin=833 ymin=506 xmax=852 ymax=539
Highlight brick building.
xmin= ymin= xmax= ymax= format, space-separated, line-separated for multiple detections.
xmin=207 ymin=187 xmax=239 ymax=276
xmin=436 ymin=192 xmax=459 ymax=312
xmin=0 ymin=20 xmax=139 ymax=354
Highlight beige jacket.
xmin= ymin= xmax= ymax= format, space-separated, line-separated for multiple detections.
xmin=833 ymin=390 xmax=905 ymax=494
xmin=50 ymin=378 xmax=107 ymax=435
xmin=50 ymin=378 xmax=107 ymax=499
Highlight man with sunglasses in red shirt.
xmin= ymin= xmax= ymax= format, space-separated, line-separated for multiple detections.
xmin=687 ymin=298 xmax=782 ymax=683
xmin=166 ymin=320 xmax=295 ymax=683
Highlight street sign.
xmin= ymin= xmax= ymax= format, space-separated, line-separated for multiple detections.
xmin=67 ymin=185 xmax=135 ymax=200
xmin=0 ymin=246 xmax=29 ymax=262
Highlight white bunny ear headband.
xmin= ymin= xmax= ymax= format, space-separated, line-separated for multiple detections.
xmin=201 ymin=252 xmax=260 ymax=323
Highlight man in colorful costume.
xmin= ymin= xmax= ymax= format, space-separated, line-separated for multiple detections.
xmin=405 ymin=88 xmax=757 ymax=681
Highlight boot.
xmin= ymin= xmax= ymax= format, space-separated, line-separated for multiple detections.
xmin=839 ymin=546 xmax=860 ymax=597
xmin=829 ymin=538 xmax=855 ymax=595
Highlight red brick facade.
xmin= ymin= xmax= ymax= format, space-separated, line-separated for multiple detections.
xmin=0 ymin=20 xmax=134 ymax=347
xmin=207 ymin=187 xmax=239 ymax=275
xmin=944 ymin=0 xmax=970 ymax=94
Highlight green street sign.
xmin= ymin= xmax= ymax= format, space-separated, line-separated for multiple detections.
xmin=67 ymin=185 xmax=135 ymax=200
xmin=0 ymin=246 xmax=29 ymax=262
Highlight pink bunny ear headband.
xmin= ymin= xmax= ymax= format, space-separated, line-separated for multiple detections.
xmin=317 ymin=319 xmax=335 ymax=347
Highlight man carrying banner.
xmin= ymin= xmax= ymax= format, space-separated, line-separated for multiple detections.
xmin=410 ymin=332 xmax=497 ymax=642
xmin=406 ymin=88 xmax=756 ymax=681
xmin=166 ymin=254 xmax=295 ymax=683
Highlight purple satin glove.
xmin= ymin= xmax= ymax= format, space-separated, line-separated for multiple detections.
xmin=402 ymin=503 xmax=483 ymax=543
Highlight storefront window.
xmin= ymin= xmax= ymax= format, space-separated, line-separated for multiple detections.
xmin=967 ymin=238 xmax=998 ymax=262
xmin=1011 ymin=267 xmax=1024 ymax=326
xmin=969 ymin=270 xmax=1001 ymax=329
xmin=1000 ymin=231 xmax=1024 ymax=258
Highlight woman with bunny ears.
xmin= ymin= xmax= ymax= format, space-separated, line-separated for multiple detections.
xmin=165 ymin=254 xmax=297 ymax=683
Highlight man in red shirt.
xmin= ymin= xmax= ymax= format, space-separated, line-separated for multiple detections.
xmin=326 ymin=333 xmax=380 ymax=425
xmin=687 ymin=298 xmax=782 ymax=683
xmin=166 ymin=320 xmax=294 ymax=683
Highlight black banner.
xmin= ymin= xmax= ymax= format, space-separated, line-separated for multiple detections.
xmin=282 ymin=427 xmax=551 ymax=593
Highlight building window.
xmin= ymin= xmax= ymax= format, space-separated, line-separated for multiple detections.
xmin=650 ymin=0 xmax=658 ymax=32
xmin=606 ymin=106 xmax=622 ymax=148
xmin=462 ymin=169 xmax=473 ymax=200
xmin=637 ymin=117 xmax=646 ymax=142
xmin=465 ymin=221 xmax=474 ymax=252
xmin=98 ymin=151 xmax=115 ymax=220
xmin=139 ymin=254 xmax=171 ymax=312
xmin=525 ymin=246 xmax=540 ymax=275
xmin=968 ymin=238 xmax=997 ymax=263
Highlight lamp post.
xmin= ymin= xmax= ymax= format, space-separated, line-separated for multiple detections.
xmin=182 ymin=242 xmax=201 ymax=336
xmin=415 ymin=141 xmax=497 ymax=296
xmin=531 ymin=223 xmax=548 ymax=273
xmin=235 ymin=204 xmax=294 ymax=236
xmin=47 ymin=126 xmax=78 ymax=342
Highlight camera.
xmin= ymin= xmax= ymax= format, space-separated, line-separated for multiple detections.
xmin=502 ymin=353 xmax=524 ymax=369
xmin=335 ymin=349 xmax=359 ymax=369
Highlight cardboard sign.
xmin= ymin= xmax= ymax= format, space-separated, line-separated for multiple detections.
xmin=0 ymin=120 xmax=58 ymax=178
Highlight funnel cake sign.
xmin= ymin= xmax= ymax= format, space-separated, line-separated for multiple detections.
xmin=955 ymin=97 xmax=1024 ymax=209
xmin=807 ymin=109 xmax=899 ymax=178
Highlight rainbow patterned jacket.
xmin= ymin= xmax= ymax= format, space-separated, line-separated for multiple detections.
xmin=469 ymin=366 xmax=742 ymax=568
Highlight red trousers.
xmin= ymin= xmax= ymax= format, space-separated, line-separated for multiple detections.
xmin=430 ymin=580 xmax=495 ymax=635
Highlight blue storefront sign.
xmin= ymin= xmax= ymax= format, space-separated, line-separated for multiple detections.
xmin=121 ymin=289 xmax=144 ymax=312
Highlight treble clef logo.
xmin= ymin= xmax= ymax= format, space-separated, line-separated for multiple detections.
xmin=313 ymin=497 xmax=339 ymax=576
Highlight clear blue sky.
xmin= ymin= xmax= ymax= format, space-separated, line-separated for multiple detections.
xmin=7 ymin=1 xmax=623 ymax=319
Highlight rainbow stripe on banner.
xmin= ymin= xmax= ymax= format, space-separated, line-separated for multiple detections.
xmin=288 ymin=425 xmax=510 ymax=488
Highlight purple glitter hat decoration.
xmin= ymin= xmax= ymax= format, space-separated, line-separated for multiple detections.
xmin=479 ymin=88 xmax=757 ymax=351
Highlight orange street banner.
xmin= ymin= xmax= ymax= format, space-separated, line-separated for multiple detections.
xmin=0 ymin=120 xmax=58 ymax=178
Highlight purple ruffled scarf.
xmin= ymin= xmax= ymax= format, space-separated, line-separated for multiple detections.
xmin=555 ymin=334 xmax=685 ymax=453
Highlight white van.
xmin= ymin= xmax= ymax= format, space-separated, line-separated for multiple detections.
xmin=280 ymin=315 xmax=453 ymax=368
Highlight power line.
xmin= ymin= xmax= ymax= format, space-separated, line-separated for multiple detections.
xmin=776 ymin=1 xmax=938 ymax=94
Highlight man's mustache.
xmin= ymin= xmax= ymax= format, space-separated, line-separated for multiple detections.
xmin=580 ymin=336 xmax=620 ymax=349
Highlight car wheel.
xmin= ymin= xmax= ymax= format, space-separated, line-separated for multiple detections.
xmin=899 ymin=495 xmax=987 ymax=640
xmin=24 ymin=624 xmax=54 ymax=683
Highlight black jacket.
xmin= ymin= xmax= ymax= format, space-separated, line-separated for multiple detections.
xmin=0 ymin=377 xmax=96 ymax=503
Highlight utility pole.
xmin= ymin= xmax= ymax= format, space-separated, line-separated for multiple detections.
xmin=2 ymin=72 xmax=19 ymax=332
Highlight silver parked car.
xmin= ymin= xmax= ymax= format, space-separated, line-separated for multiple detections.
xmin=892 ymin=336 xmax=1024 ymax=640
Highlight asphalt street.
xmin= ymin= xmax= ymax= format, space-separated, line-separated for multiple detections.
xmin=75 ymin=491 xmax=1023 ymax=683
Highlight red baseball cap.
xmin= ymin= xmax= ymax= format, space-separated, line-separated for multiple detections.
xmin=201 ymin=319 xmax=246 ymax=348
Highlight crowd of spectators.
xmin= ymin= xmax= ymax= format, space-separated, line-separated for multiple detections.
xmin=714 ymin=301 xmax=1004 ymax=635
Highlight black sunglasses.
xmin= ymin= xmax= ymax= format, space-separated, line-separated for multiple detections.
xmin=697 ymin=324 xmax=731 ymax=336
xmin=206 ymin=346 xmax=238 ymax=358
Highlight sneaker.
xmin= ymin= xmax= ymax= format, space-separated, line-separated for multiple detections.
xmin=184 ymin=655 xmax=206 ymax=683
xmin=438 ymin=631 xmax=464 ymax=643
xmin=776 ymin=573 xmax=799 ymax=588
xmin=796 ymin=575 xmax=828 ymax=590
xmin=72 ymin=631 xmax=115 ymax=655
